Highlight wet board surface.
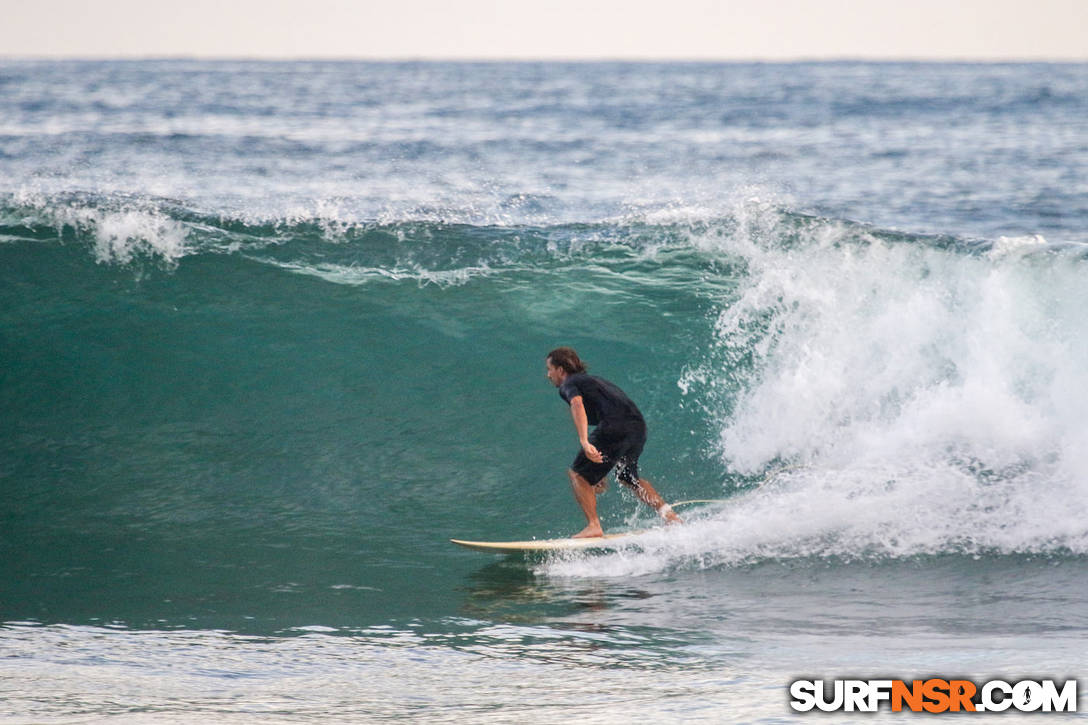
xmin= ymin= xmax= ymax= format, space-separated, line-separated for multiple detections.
xmin=450 ymin=529 xmax=651 ymax=554
xmin=449 ymin=501 xmax=726 ymax=554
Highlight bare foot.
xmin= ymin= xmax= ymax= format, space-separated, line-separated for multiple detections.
xmin=572 ymin=524 xmax=604 ymax=538
xmin=658 ymin=503 xmax=683 ymax=525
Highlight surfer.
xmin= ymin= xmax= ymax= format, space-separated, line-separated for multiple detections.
xmin=546 ymin=347 xmax=682 ymax=538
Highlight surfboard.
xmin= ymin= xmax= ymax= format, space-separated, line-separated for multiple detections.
xmin=449 ymin=500 xmax=726 ymax=555
xmin=450 ymin=529 xmax=650 ymax=554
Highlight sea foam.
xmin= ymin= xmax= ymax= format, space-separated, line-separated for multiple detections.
xmin=546 ymin=213 xmax=1088 ymax=577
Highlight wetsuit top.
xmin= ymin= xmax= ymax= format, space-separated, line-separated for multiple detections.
xmin=558 ymin=373 xmax=644 ymax=429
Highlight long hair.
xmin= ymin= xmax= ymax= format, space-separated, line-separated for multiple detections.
xmin=546 ymin=347 xmax=587 ymax=375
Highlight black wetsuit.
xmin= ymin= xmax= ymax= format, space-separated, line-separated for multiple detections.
xmin=558 ymin=373 xmax=647 ymax=486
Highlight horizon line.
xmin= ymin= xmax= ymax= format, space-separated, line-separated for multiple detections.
xmin=3 ymin=54 xmax=1087 ymax=64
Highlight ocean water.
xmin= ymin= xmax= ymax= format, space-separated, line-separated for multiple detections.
xmin=2 ymin=60 xmax=1088 ymax=722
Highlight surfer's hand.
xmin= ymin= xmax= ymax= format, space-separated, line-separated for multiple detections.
xmin=581 ymin=441 xmax=604 ymax=463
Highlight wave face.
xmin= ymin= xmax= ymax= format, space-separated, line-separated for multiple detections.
xmin=3 ymin=192 xmax=1088 ymax=600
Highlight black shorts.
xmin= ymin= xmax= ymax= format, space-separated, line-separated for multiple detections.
xmin=570 ymin=420 xmax=646 ymax=487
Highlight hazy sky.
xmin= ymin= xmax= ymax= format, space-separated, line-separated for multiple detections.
xmin=3 ymin=0 xmax=1087 ymax=60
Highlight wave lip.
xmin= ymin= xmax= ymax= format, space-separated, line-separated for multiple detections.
xmin=5 ymin=191 xmax=193 ymax=267
xmin=5 ymin=190 xmax=1082 ymax=274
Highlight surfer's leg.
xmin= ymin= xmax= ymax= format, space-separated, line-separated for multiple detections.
xmin=623 ymin=478 xmax=682 ymax=524
xmin=614 ymin=446 xmax=681 ymax=525
xmin=568 ymin=469 xmax=605 ymax=538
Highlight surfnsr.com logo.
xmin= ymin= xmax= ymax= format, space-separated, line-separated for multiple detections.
xmin=789 ymin=679 xmax=1078 ymax=713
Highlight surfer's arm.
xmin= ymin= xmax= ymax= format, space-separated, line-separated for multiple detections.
xmin=568 ymin=396 xmax=603 ymax=463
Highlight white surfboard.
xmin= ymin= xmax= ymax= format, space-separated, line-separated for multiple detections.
xmin=450 ymin=529 xmax=650 ymax=554
xmin=449 ymin=501 xmax=725 ymax=554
